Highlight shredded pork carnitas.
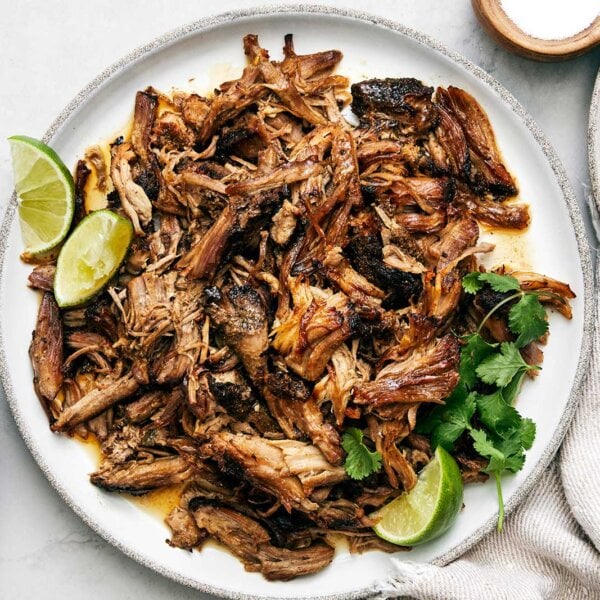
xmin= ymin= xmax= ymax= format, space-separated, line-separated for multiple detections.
xmin=28 ymin=35 xmax=575 ymax=580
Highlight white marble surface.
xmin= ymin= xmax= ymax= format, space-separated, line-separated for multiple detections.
xmin=0 ymin=1 xmax=598 ymax=598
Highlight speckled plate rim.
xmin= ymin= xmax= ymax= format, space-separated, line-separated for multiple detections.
xmin=588 ymin=68 xmax=600 ymax=218
xmin=0 ymin=5 xmax=593 ymax=600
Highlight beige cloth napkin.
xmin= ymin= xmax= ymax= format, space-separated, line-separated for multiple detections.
xmin=371 ymin=253 xmax=600 ymax=599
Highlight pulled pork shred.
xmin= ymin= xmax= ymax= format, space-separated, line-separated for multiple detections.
xmin=28 ymin=35 xmax=575 ymax=581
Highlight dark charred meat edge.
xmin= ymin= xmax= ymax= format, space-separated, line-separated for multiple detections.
xmin=26 ymin=35 xmax=574 ymax=581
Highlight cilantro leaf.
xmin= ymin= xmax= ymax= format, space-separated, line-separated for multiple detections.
xmin=476 ymin=342 xmax=536 ymax=387
xmin=495 ymin=429 xmax=527 ymax=473
xmin=342 ymin=428 xmax=382 ymax=480
xmin=502 ymin=449 xmax=526 ymax=473
xmin=470 ymin=427 xmax=528 ymax=474
xmin=476 ymin=390 xmax=521 ymax=435
xmin=508 ymin=294 xmax=548 ymax=348
xmin=502 ymin=371 xmax=526 ymax=406
xmin=462 ymin=272 xmax=484 ymax=294
xmin=463 ymin=271 xmax=521 ymax=294
xmin=469 ymin=422 xmax=535 ymax=532
xmin=417 ymin=384 xmax=476 ymax=451
xmin=517 ymin=418 xmax=536 ymax=451
xmin=431 ymin=421 xmax=467 ymax=451
xmin=460 ymin=333 xmax=498 ymax=389
xmin=417 ymin=382 xmax=469 ymax=433
xmin=470 ymin=428 xmax=505 ymax=467
xmin=477 ymin=272 xmax=521 ymax=293
xmin=431 ymin=394 xmax=476 ymax=450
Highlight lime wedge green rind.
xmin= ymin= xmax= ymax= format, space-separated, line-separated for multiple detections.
xmin=371 ymin=445 xmax=463 ymax=546
xmin=54 ymin=210 xmax=133 ymax=308
xmin=8 ymin=135 xmax=75 ymax=255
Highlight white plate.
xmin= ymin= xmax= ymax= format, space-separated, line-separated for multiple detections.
xmin=0 ymin=6 xmax=593 ymax=600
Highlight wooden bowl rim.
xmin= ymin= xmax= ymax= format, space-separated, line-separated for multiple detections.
xmin=473 ymin=0 xmax=600 ymax=58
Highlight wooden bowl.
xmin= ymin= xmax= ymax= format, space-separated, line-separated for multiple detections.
xmin=472 ymin=0 xmax=600 ymax=61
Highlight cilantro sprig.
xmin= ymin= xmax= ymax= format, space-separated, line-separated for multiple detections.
xmin=476 ymin=342 xmax=537 ymax=387
xmin=462 ymin=271 xmax=520 ymax=294
xmin=342 ymin=427 xmax=382 ymax=480
xmin=463 ymin=271 xmax=548 ymax=348
xmin=418 ymin=271 xmax=550 ymax=532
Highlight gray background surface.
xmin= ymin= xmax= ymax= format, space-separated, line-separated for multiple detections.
xmin=0 ymin=1 xmax=598 ymax=598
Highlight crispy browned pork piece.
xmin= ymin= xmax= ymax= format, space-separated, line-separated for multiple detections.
xmin=27 ymin=33 xmax=575 ymax=581
xmin=351 ymin=78 xmax=437 ymax=134
xmin=203 ymin=433 xmax=345 ymax=512
xmin=206 ymin=284 xmax=269 ymax=384
xmin=27 ymin=264 xmax=56 ymax=291
xmin=30 ymin=292 xmax=63 ymax=419
xmin=455 ymin=187 xmax=530 ymax=230
xmin=166 ymin=507 xmax=206 ymax=550
xmin=438 ymin=86 xmax=517 ymax=198
xmin=51 ymin=373 xmax=139 ymax=432
xmin=192 ymin=505 xmax=334 ymax=581
xmin=426 ymin=94 xmax=470 ymax=178
xmin=91 ymin=455 xmax=195 ymax=494
xmin=262 ymin=369 xmax=344 ymax=465
xmin=422 ymin=217 xmax=495 ymax=320
xmin=355 ymin=335 xmax=460 ymax=410
xmin=271 ymin=277 xmax=359 ymax=382
xmin=512 ymin=271 xmax=576 ymax=318
xmin=345 ymin=234 xmax=423 ymax=309
xmin=313 ymin=343 xmax=370 ymax=426
xmin=177 ymin=187 xmax=285 ymax=280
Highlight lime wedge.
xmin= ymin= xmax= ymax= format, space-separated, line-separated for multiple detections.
xmin=371 ymin=446 xmax=463 ymax=546
xmin=54 ymin=210 xmax=133 ymax=308
xmin=8 ymin=135 xmax=75 ymax=256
